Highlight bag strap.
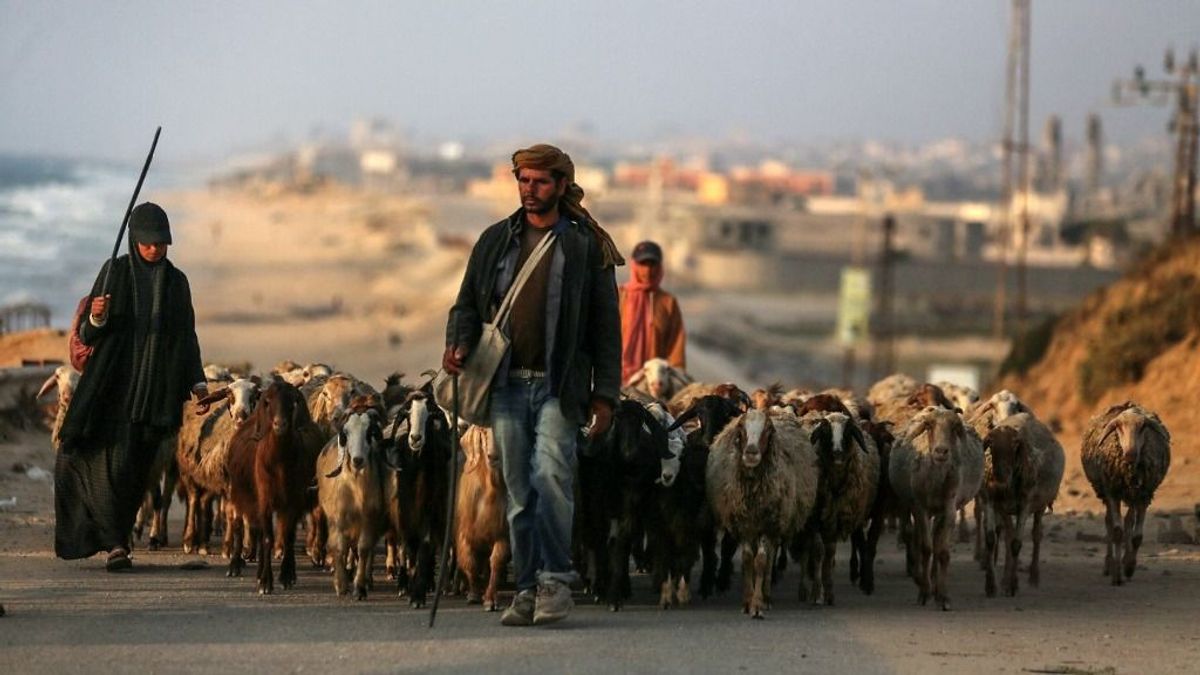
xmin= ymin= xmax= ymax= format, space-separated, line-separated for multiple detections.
xmin=492 ymin=230 xmax=556 ymax=329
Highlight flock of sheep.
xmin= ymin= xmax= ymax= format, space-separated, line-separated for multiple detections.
xmin=34 ymin=354 xmax=1172 ymax=618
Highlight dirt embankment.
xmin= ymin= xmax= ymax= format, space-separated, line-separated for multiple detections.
xmin=998 ymin=236 xmax=1200 ymax=512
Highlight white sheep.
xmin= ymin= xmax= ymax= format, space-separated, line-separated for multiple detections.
xmin=1081 ymin=402 xmax=1171 ymax=586
xmin=625 ymin=357 xmax=691 ymax=403
xmin=935 ymin=381 xmax=980 ymax=416
xmin=706 ymin=408 xmax=820 ymax=618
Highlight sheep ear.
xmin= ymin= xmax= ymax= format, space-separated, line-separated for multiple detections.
xmin=627 ymin=370 xmax=646 ymax=387
xmin=1147 ymin=422 xmax=1170 ymax=443
xmin=848 ymin=421 xmax=868 ymax=454
xmin=1098 ymin=419 xmax=1120 ymax=446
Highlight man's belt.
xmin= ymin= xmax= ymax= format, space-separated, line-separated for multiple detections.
xmin=509 ymin=368 xmax=546 ymax=380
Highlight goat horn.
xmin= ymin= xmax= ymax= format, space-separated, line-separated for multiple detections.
xmin=626 ymin=370 xmax=646 ymax=387
xmin=198 ymin=388 xmax=231 ymax=407
xmin=668 ymin=405 xmax=700 ymax=431
xmin=37 ymin=374 xmax=58 ymax=399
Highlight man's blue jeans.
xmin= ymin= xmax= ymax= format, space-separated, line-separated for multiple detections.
xmin=491 ymin=377 xmax=580 ymax=591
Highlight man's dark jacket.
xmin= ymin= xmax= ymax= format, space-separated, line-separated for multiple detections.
xmin=446 ymin=209 xmax=621 ymax=424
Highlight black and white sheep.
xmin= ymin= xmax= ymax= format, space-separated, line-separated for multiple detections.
xmin=706 ymin=408 xmax=820 ymax=619
xmin=316 ymin=399 xmax=392 ymax=599
xmin=1081 ymin=402 xmax=1171 ymax=586
xmin=795 ymin=411 xmax=879 ymax=606
xmin=625 ymin=357 xmax=691 ymax=403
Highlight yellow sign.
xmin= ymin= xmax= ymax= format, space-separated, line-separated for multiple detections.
xmin=836 ymin=266 xmax=872 ymax=346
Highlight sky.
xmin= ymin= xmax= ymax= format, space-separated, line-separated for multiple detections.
xmin=1 ymin=1 xmax=1197 ymax=161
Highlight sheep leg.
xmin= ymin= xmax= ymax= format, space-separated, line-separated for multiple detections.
xmin=983 ymin=502 xmax=998 ymax=598
xmin=243 ymin=515 xmax=257 ymax=562
xmin=912 ymin=511 xmax=932 ymax=606
xmin=653 ymin=530 xmax=672 ymax=609
xmin=455 ymin=531 xmax=479 ymax=604
xmin=1004 ymin=510 xmax=1027 ymax=597
xmin=750 ymin=539 xmax=771 ymax=619
xmin=308 ymin=506 xmax=328 ymax=569
xmin=1103 ymin=497 xmax=1123 ymax=586
xmin=1029 ymin=509 xmax=1044 ymax=587
xmin=279 ymin=515 xmax=298 ymax=590
xmin=384 ymin=532 xmax=399 ymax=580
xmin=226 ymin=514 xmax=245 ymax=578
xmin=331 ymin=526 xmax=349 ymax=596
xmin=409 ymin=535 xmax=434 ymax=608
xmin=150 ymin=464 xmax=176 ymax=550
xmin=956 ymin=505 xmax=971 ymax=544
xmin=698 ymin=525 xmax=717 ymax=599
xmin=182 ymin=488 xmax=198 ymax=554
xmin=607 ymin=518 xmax=631 ymax=611
xmin=221 ymin=501 xmax=237 ymax=559
xmin=741 ymin=545 xmax=755 ymax=615
xmin=900 ymin=513 xmax=918 ymax=581
xmin=932 ymin=507 xmax=953 ymax=611
xmin=353 ymin=528 xmax=374 ymax=600
xmin=821 ymin=532 xmax=837 ymax=606
xmin=273 ymin=516 xmax=288 ymax=561
xmin=849 ymin=528 xmax=862 ymax=584
xmin=197 ymin=493 xmax=215 ymax=556
xmin=859 ymin=514 xmax=883 ymax=595
xmin=256 ymin=513 xmax=275 ymax=595
xmin=484 ymin=538 xmax=508 ymax=612
xmin=1122 ymin=504 xmax=1144 ymax=580
xmin=973 ymin=496 xmax=986 ymax=567
xmin=717 ymin=530 xmax=738 ymax=594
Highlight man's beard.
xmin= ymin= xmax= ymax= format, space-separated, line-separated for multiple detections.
xmin=522 ymin=193 xmax=560 ymax=215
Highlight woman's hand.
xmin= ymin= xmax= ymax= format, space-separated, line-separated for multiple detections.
xmin=89 ymin=294 xmax=111 ymax=321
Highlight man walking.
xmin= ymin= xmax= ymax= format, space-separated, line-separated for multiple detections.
xmin=444 ymin=144 xmax=623 ymax=626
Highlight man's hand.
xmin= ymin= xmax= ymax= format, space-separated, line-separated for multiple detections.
xmin=89 ymin=294 xmax=111 ymax=321
xmin=442 ymin=345 xmax=468 ymax=375
xmin=587 ymin=397 xmax=614 ymax=442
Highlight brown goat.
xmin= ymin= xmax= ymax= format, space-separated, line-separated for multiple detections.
xmin=454 ymin=425 xmax=510 ymax=611
xmin=226 ymin=381 xmax=325 ymax=594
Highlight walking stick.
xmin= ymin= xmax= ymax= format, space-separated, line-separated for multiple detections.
xmin=428 ymin=373 xmax=460 ymax=628
xmin=100 ymin=126 xmax=162 ymax=295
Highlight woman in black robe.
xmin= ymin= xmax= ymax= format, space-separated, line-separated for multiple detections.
xmin=55 ymin=202 xmax=206 ymax=571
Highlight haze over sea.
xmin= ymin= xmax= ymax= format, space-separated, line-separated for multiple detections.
xmin=0 ymin=155 xmax=198 ymax=328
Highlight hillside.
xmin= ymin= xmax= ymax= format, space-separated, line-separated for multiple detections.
xmin=999 ymin=235 xmax=1200 ymax=512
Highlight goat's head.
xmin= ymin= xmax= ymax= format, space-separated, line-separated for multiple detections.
xmin=671 ymin=395 xmax=740 ymax=446
xmin=1099 ymin=406 xmax=1168 ymax=465
xmin=397 ymin=389 xmax=441 ymax=454
xmin=908 ymin=406 xmax=967 ymax=464
xmin=808 ymin=411 xmax=867 ymax=470
xmin=318 ymin=374 xmax=356 ymax=425
xmin=254 ymin=381 xmax=309 ymax=438
xmin=37 ymin=365 xmax=80 ymax=405
xmin=326 ymin=408 xmax=385 ymax=478
xmin=973 ymin=389 xmax=1027 ymax=428
xmin=226 ymin=377 xmax=261 ymax=426
xmin=735 ymin=409 xmax=774 ymax=469
xmin=644 ymin=402 xmax=683 ymax=487
xmin=750 ymin=383 xmax=783 ymax=411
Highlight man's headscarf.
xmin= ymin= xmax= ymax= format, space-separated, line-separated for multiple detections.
xmin=512 ymin=144 xmax=625 ymax=268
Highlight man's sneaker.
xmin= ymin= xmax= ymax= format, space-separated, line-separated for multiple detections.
xmin=533 ymin=579 xmax=573 ymax=625
xmin=500 ymin=589 xmax=535 ymax=626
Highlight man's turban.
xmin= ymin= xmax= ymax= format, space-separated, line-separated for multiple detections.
xmin=512 ymin=144 xmax=625 ymax=268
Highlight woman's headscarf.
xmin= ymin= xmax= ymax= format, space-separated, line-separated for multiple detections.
xmin=620 ymin=261 xmax=664 ymax=383
xmin=126 ymin=202 xmax=170 ymax=425
xmin=512 ymin=144 xmax=625 ymax=268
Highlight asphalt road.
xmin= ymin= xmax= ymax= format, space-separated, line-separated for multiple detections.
xmin=2 ymin=512 xmax=1199 ymax=674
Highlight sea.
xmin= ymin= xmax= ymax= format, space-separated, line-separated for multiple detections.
xmin=0 ymin=154 xmax=194 ymax=329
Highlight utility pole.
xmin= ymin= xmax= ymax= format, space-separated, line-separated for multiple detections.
xmin=993 ymin=0 xmax=1033 ymax=340
xmin=873 ymin=213 xmax=897 ymax=379
xmin=1113 ymin=47 xmax=1200 ymax=236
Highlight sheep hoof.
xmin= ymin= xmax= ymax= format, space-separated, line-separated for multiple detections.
xmin=751 ymin=610 xmax=765 ymax=620
xmin=197 ymin=546 xmax=209 ymax=557
xmin=466 ymin=593 xmax=482 ymax=605
xmin=939 ymin=599 xmax=951 ymax=612
xmin=183 ymin=543 xmax=194 ymax=554
xmin=917 ymin=591 xmax=929 ymax=606
xmin=355 ymin=587 xmax=367 ymax=601
xmin=484 ymin=602 xmax=498 ymax=613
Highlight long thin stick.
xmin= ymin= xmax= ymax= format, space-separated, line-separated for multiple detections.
xmin=428 ymin=373 xmax=460 ymax=628
xmin=101 ymin=126 xmax=162 ymax=295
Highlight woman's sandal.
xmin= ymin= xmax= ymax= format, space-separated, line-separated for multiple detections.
xmin=106 ymin=548 xmax=133 ymax=572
